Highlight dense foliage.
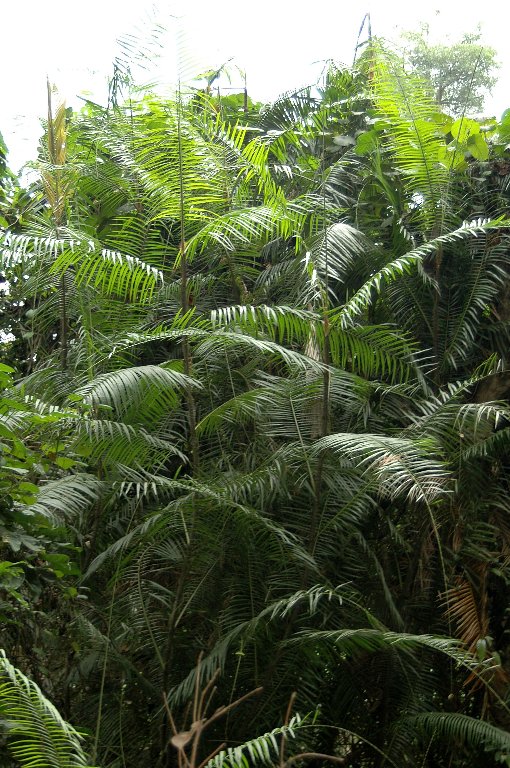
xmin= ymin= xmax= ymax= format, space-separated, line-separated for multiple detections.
xmin=1 ymin=42 xmax=510 ymax=768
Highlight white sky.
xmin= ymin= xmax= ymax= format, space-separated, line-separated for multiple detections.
xmin=1 ymin=0 xmax=509 ymax=172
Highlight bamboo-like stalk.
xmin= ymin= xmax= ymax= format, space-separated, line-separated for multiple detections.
xmin=45 ymin=80 xmax=69 ymax=372
xmin=176 ymin=82 xmax=199 ymax=475
xmin=308 ymin=108 xmax=332 ymax=565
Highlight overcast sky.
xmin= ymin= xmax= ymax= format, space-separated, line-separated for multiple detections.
xmin=2 ymin=0 xmax=509 ymax=171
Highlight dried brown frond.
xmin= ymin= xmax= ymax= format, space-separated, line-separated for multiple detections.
xmin=442 ymin=567 xmax=507 ymax=694
xmin=443 ymin=573 xmax=488 ymax=653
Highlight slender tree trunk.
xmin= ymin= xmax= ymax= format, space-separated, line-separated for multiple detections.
xmin=176 ymin=91 xmax=199 ymax=475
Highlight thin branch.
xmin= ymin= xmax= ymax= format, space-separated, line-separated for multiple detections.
xmin=283 ymin=753 xmax=346 ymax=768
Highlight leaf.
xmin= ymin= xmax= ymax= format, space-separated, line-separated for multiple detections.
xmin=466 ymin=133 xmax=489 ymax=161
xmin=450 ymin=118 xmax=480 ymax=144
xmin=408 ymin=712 xmax=510 ymax=760
xmin=355 ymin=130 xmax=378 ymax=156
xmin=311 ymin=432 xmax=450 ymax=502
xmin=0 ymin=650 xmax=94 ymax=767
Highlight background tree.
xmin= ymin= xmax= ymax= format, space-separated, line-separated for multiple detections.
xmin=0 ymin=130 xmax=16 ymax=226
xmin=402 ymin=24 xmax=499 ymax=115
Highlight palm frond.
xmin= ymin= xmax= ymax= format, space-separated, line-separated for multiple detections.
xmin=74 ymin=364 xmax=200 ymax=421
xmin=0 ymin=650 xmax=94 ymax=768
xmin=24 ymin=474 xmax=105 ymax=525
xmin=206 ymin=715 xmax=304 ymax=768
xmin=290 ymin=629 xmax=474 ymax=669
xmin=336 ymin=219 xmax=509 ymax=323
xmin=0 ymin=232 xmax=163 ymax=303
xmin=408 ymin=712 xmax=510 ymax=762
xmin=211 ymin=304 xmax=422 ymax=382
xmin=371 ymin=51 xmax=451 ymax=234
xmin=311 ymin=432 xmax=450 ymax=502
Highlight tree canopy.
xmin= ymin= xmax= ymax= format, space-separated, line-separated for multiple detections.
xmin=402 ymin=25 xmax=499 ymax=115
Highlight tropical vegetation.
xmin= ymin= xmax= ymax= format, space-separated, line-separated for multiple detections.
xmin=1 ymin=33 xmax=510 ymax=768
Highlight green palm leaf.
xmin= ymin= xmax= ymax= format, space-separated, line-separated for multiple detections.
xmin=206 ymin=716 xmax=304 ymax=768
xmin=74 ymin=364 xmax=201 ymax=420
xmin=408 ymin=712 xmax=510 ymax=763
xmin=311 ymin=432 xmax=450 ymax=502
xmin=336 ymin=218 xmax=509 ymax=323
xmin=0 ymin=650 xmax=95 ymax=768
xmin=0 ymin=232 xmax=163 ymax=304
